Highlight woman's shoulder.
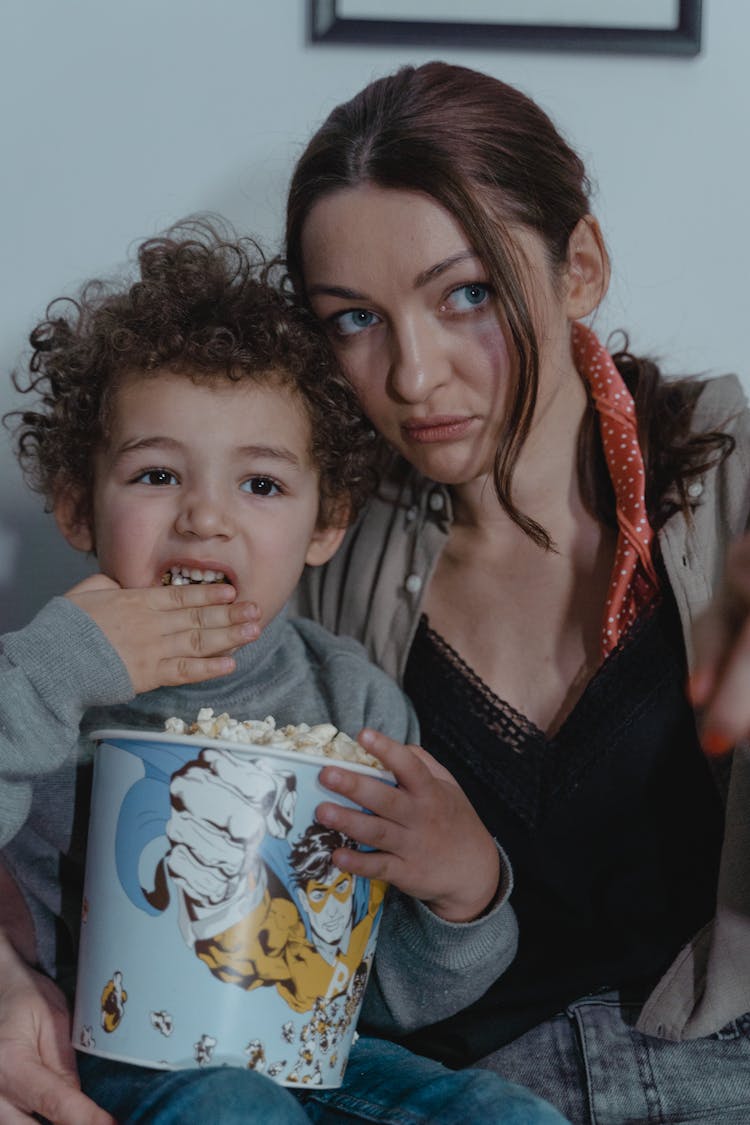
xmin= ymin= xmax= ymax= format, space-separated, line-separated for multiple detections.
xmin=691 ymin=372 xmax=749 ymax=431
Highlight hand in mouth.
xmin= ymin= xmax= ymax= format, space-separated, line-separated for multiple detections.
xmin=161 ymin=565 xmax=229 ymax=587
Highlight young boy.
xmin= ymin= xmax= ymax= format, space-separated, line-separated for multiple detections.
xmin=0 ymin=225 xmax=566 ymax=1125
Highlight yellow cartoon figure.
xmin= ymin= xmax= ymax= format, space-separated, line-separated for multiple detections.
xmin=194 ymin=824 xmax=385 ymax=1013
xmin=100 ymin=970 xmax=127 ymax=1033
xmin=155 ymin=751 xmax=385 ymax=1014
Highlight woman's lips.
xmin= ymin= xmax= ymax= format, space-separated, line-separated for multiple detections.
xmin=401 ymin=416 xmax=475 ymax=444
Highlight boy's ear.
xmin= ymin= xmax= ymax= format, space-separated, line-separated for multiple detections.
xmin=53 ymin=490 xmax=94 ymax=553
xmin=305 ymin=521 xmax=347 ymax=568
xmin=564 ymin=215 xmax=610 ymax=320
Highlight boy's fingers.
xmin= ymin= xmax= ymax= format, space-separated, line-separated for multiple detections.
xmin=357 ymin=729 xmax=431 ymax=788
xmin=318 ymin=765 xmax=411 ymax=827
xmin=183 ymin=620 xmax=260 ymax=653
xmin=159 ymin=599 xmax=260 ymax=637
xmin=330 ymin=845 xmax=396 ymax=884
xmin=316 ymin=798 xmax=406 ymax=852
xmin=160 ymin=581 xmax=237 ymax=607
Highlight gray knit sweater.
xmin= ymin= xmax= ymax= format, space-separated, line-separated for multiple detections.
xmin=0 ymin=599 xmax=518 ymax=1036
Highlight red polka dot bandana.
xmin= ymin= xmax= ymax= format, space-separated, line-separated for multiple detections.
xmin=571 ymin=321 xmax=659 ymax=657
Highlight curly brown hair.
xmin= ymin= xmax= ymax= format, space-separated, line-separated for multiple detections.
xmin=5 ymin=219 xmax=378 ymax=533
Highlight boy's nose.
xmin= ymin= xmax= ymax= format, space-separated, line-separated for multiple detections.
xmin=175 ymin=489 xmax=234 ymax=539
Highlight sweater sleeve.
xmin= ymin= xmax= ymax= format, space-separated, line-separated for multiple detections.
xmin=0 ymin=597 xmax=133 ymax=845
xmin=363 ymin=843 xmax=517 ymax=1035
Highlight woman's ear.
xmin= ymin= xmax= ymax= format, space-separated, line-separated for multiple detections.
xmin=564 ymin=215 xmax=610 ymax=320
xmin=53 ymin=489 xmax=94 ymax=553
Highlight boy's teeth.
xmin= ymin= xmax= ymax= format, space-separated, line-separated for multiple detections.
xmin=163 ymin=566 xmax=227 ymax=586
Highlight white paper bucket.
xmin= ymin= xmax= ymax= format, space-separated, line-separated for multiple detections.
xmin=73 ymin=729 xmax=389 ymax=1087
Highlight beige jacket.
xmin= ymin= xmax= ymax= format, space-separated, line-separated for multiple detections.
xmin=296 ymin=373 xmax=750 ymax=1041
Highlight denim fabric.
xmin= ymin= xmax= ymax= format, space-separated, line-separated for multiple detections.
xmin=78 ymin=1035 xmax=569 ymax=1124
xmin=477 ymin=991 xmax=750 ymax=1125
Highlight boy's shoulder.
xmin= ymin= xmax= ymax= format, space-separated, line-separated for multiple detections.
xmin=287 ymin=614 xmax=380 ymax=668
xmin=285 ymin=615 xmax=418 ymax=747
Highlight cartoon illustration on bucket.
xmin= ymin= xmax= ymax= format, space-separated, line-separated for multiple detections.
xmin=74 ymin=731 xmax=388 ymax=1086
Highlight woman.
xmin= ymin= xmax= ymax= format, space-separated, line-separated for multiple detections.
xmin=3 ymin=60 xmax=750 ymax=1125
xmin=284 ymin=61 xmax=750 ymax=1123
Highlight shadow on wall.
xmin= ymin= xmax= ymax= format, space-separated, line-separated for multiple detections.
xmin=0 ymin=502 xmax=95 ymax=633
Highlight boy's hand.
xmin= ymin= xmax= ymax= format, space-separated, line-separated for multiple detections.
xmin=315 ymin=730 xmax=500 ymax=923
xmin=0 ymin=935 xmax=115 ymax=1124
xmin=65 ymin=574 xmax=261 ymax=694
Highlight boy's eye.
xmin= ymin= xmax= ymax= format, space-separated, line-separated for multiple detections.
xmin=135 ymin=468 xmax=178 ymax=486
xmin=240 ymin=476 xmax=280 ymax=497
xmin=330 ymin=309 xmax=380 ymax=337
xmin=445 ymin=283 xmax=492 ymax=311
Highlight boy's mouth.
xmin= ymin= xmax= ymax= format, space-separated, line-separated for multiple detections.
xmin=161 ymin=565 xmax=229 ymax=587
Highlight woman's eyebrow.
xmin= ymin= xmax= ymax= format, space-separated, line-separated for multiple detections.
xmin=413 ymin=250 xmax=479 ymax=289
xmin=307 ymin=250 xmax=480 ymax=300
xmin=306 ymin=283 xmax=367 ymax=300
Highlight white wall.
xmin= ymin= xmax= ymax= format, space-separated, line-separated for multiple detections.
xmin=2 ymin=0 xmax=748 ymax=630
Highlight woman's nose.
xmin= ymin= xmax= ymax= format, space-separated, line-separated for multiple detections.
xmin=388 ymin=319 xmax=447 ymax=403
xmin=174 ymin=487 xmax=234 ymax=539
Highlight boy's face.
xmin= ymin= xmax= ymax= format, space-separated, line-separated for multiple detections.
xmin=57 ymin=370 xmax=343 ymax=626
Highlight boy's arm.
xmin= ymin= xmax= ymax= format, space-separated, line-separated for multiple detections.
xmin=0 ymin=597 xmax=133 ymax=845
xmin=318 ymin=668 xmax=519 ymax=1035
xmin=361 ymin=850 xmax=517 ymax=1035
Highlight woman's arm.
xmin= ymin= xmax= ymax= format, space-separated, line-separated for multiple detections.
xmin=0 ymin=861 xmax=115 ymax=1124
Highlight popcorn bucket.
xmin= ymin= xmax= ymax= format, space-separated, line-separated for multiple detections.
xmin=73 ymin=727 xmax=390 ymax=1087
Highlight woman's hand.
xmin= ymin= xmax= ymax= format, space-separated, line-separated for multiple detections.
xmin=65 ymin=574 xmax=261 ymax=694
xmin=0 ymin=933 xmax=115 ymax=1125
xmin=690 ymin=534 xmax=750 ymax=756
xmin=315 ymin=730 xmax=500 ymax=923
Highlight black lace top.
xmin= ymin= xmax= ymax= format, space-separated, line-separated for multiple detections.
xmin=397 ymin=590 xmax=725 ymax=1066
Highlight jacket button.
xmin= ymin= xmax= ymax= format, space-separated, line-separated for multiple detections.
xmin=405 ymin=574 xmax=423 ymax=595
xmin=687 ymin=480 xmax=703 ymax=498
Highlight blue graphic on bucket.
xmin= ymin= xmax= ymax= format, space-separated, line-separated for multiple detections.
xmin=73 ymin=732 xmax=387 ymax=1087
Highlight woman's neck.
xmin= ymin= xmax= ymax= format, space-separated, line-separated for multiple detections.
xmin=450 ymin=348 xmax=591 ymax=548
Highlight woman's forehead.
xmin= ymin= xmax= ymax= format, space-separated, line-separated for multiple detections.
xmin=301 ymin=185 xmax=476 ymax=284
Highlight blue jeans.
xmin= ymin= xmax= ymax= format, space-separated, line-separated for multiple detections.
xmin=478 ymin=991 xmax=750 ymax=1124
xmin=77 ymin=1035 xmax=569 ymax=1124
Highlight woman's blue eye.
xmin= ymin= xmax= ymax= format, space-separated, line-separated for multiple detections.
xmin=332 ymin=309 xmax=379 ymax=337
xmin=241 ymin=476 xmax=280 ymax=497
xmin=448 ymin=283 xmax=491 ymax=311
xmin=135 ymin=469 xmax=178 ymax=486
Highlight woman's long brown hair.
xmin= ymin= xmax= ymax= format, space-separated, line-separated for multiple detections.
xmin=286 ymin=62 xmax=732 ymax=546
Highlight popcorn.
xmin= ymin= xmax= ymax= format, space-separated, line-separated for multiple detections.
xmin=164 ymin=709 xmax=383 ymax=769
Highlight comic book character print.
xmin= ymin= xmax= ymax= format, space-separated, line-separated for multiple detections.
xmin=112 ymin=739 xmax=384 ymax=1015
xmin=194 ymin=823 xmax=385 ymax=1012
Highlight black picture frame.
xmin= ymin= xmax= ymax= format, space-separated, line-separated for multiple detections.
xmin=309 ymin=1 xmax=702 ymax=57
